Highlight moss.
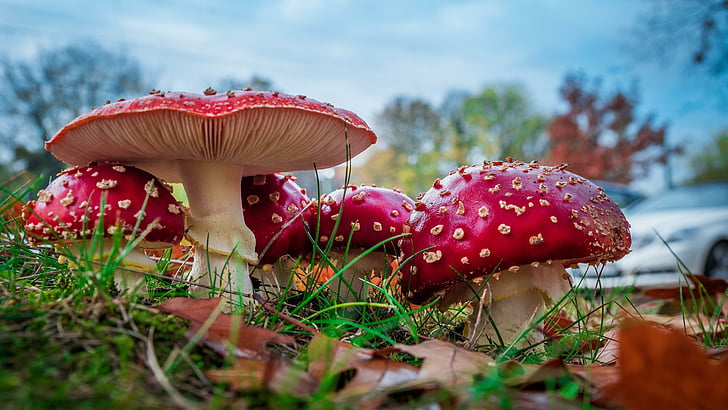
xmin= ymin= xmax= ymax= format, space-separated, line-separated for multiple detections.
xmin=0 ymin=296 xmax=227 ymax=409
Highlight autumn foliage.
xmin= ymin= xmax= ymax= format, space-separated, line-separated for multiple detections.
xmin=547 ymin=73 xmax=677 ymax=184
xmin=155 ymin=273 xmax=728 ymax=409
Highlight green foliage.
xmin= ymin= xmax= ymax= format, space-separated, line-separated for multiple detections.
xmin=461 ymin=84 xmax=549 ymax=161
xmin=691 ymin=128 xmax=728 ymax=183
xmin=353 ymin=83 xmax=547 ymax=195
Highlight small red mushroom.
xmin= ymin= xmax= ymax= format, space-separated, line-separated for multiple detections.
xmin=45 ymin=89 xmax=377 ymax=299
xmin=24 ymin=164 xmax=185 ymax=292
xmin=312 ymin=185 xmax=415 ymax=301
xmin=399 ymin=160 xmax=631 ymax=347
xmin=241 ymin=173 xmax=315 ymax=265
xmin=317 ymin=185 xmax=414 ymax=252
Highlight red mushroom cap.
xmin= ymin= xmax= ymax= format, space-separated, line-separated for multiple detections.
xmin=25 ymin=164 xmax=185 ymax=248
xmin=316 ymin=185 xmax=415 ymax=252
xmin=400 ymin=161 xmax=631 ymax=304
xmin=45 ymin=90 xmax=377 ymax=181
xmin=241 ymin=173 xmax=315 ymax=264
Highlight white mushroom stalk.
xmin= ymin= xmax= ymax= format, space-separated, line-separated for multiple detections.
xmin=180 ymin=161 xmax=256 ymax=297
xmin=442 ymin=262 xmax=573 ymax=349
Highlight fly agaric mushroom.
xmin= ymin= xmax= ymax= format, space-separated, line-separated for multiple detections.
xmin=312 ymin=185 xmax=415 ymax=301
xmin=241 ymin=173 xmax=317 ymax=294
xmin=241 ymin=173 xmax=314 ymax=266
xmin=399 ymin=160 xmax=631 ymax=348
xmin=45 ymin=89 xmax=376 ymax=299
xmin=24 ymin=164 xmax=185 ymax=291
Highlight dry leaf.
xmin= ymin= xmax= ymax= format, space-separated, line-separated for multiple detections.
xmin=642 ymin=274 xmax=728 ymax=299
xmin=157 ymin=297 xmax=295 ymax=359
xmin=604 ymin=311 xmax=726 ymax=339
xmin=567 ymin=364 xmax=619 ymax=407
xmin=307 ymin=334 xmax=421 ymax=409
xmin=388 ymin=339 xmax=495 ymax=387
xmin=604 ymin=321 xmax=728 ymax=409
xmin=308 ymin=334 xmax=419 ymax=389
xmin=641 ymin=275 xmax=728 ymax=317
xmin=205 ymin=357 xmax=316 ymax=397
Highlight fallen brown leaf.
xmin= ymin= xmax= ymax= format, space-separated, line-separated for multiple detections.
xmin=604 ymin=320 xmax=728 ymax=409
xmin=387 ymin=339 xmax=495 ymax=387
xmin=307 ymin=334 xmax=419 ymax=389
xmin=157 ymin=297 xmax=295 ymax=359
xmin=205 ymin=357 xmax=317 ymax=397
xmin=307 ymin=334 xmax=421 ymax=409
xmin=567 ymin=364 xmax=619 ymax=406
xmin=641 ymin=274 xmax=728 ymax=317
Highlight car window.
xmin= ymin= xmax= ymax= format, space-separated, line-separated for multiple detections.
xmin=628 ymin=183 xmax=728 ymax=213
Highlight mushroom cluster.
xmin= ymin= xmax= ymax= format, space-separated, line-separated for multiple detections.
xmin=25 ymin=164 xmax=185 ymax=291
xmin=29 ymin=86 xmax=632 ymax=352
xmin=399 ymin=160 xmax=631 ymax=347
xmin=43 ymin=89 xmax=376 ymax=298
xmin=249 ymin=184 xmax=415 ymax=302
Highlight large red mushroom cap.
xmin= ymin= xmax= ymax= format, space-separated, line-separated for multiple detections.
xmin=25 ymin=164 xmax=185 ymax=248
xmin=316 ymin=185 xmax=415 ymax=252
xmin=45 ymin=90 xmax=376 ymax=180
xmin=400 ymin=160 xmax=631 ymax=304
xmin=241 ymin=173 xmax=315 ymax=265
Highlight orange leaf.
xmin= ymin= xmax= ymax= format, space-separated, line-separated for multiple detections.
xmin=605 ymin=321 xmax=728 ymax=409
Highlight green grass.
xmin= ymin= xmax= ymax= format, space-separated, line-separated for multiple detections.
xmin=2 ymin=175 xmax=727 ymax=409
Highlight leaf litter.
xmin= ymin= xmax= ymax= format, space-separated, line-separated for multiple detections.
xmin=155 ymin=274 xmax=728 ymax=408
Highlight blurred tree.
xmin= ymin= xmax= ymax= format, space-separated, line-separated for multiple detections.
xmin=691 ymin=128 xmax=728 ymax=182
xmin=460 ymin=84 xmax=549 ymax=161
xmin=0 ymin=42 xmax=150 ymax=181
xmin=631 ymin=0 xmax=728 ymax=77
xmin=377 ymin=96 xmax=441 ymax=160
xmin=547 ymin=73 xmax=678 ymax=184
xmin=352 ymin=96 xmax=443 ymax=195
xmin=353 ymin=84 xmax=547 ymax=195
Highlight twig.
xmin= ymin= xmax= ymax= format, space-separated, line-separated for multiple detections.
xmin=145 ymin=327 xmax=197 ymax=410
xmin=253 ymin=293 xmax=320 ymax=335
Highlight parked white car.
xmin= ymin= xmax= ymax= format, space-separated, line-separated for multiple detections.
xmin=573 ymin=182 xmax=728 ymax=288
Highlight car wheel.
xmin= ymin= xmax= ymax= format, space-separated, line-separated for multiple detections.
xmin=705 ymin=241 xmax=728 ymax=281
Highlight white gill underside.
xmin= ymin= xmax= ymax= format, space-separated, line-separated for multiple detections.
xmin=56 ymin=109 xmax=370 ymax=181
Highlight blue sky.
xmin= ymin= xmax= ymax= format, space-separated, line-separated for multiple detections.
xmin=1 ymin=0 xmax=725 ymax=190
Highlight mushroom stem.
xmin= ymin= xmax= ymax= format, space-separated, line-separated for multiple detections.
xmin=186 ymin=250 xmax=253 ymax=299
xmin=460 ymin=263 xmax=573 ymax=349
xmin=178 ymin=161 xmax=257 ymax=298
xmin=259 ymin=249 xmax=395 ymax=303
xmin=63 ymin=240 xmax=157 ymax=293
